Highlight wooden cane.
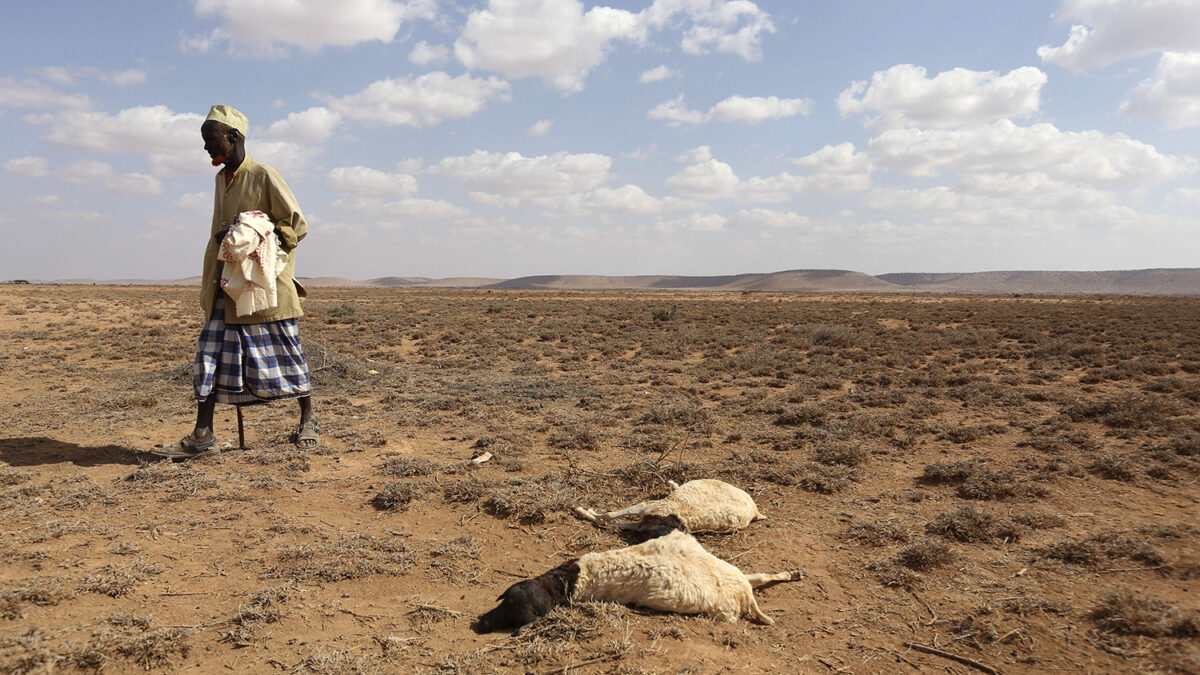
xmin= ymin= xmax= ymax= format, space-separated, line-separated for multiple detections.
xmin=236 ymin=405 xmax=245 ymax=449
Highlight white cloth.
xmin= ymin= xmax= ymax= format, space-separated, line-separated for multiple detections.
xmin=218 ymin=210 xmax=290 ymax=317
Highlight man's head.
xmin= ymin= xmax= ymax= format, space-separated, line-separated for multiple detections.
xmin=201 ymin=105 xmax=248 ymax=169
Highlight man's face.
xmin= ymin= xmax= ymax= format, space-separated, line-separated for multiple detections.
xmin=201 ymin=121 xmax=234 ymax=167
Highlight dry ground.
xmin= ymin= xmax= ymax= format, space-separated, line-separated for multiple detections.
xmin=0 ymin=285 xmax=1197 ymax=674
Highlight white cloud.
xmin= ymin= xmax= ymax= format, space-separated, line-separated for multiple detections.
xmin=325 ymin=72 xmax=511 ymax=127
xmin=642 ymin=0 xmax=775 ymax=61
xmin=252 ymin=140 xmax=317 ymax=176
xmin=538 ymin=184 xmax=699 ymax=217
xmin=528 ymin=119 xmax=553 ymax=136
xmin=837 ymin=64 xmax=1046 ymax=130
xmin=4 ymin=156 xmax=49 ymax=178
xmin=455 ymin=0 xmax=774 ymax=93
xmin=455 ymin=0 xmax=642 ymax=93
xmin=38 ymin=105 xmax=209 ymax=176
xmin=59 ymin=160 xmax=163 ymax=195
xmin=867 ymin=120 xmax=1197 ymax=188
xmin=262 ymin=106 xmax=342 ymax=143
xmin=1166 ymin=187 xmax=1200 ymax=207
xmin=325 ymin=166 xmax=419 ymax=199
xmin=332 ymin=195 xmax=476 ymax=225
xmin=667 ymin=156 xmax=805 ymax=203
xmin=676 ymin=146 xmax=713 ymax=163
xmin=175 ymin=192 xmax=210 ymax=210
xmin=1119 ymin=51 xmax=1200 ymax=128
xmin=654 ymin=212 xmax=727 ymax=232
xmin=650 ymin=93 xmax=810 ymax=126
xmin=0 ymin=77 xmax=94 ymax=110
xmin=38 ymin=67 xmax=75 ymax=86
xmin=639 ymin=65 xmax=679 ymax=83
xmin=433 ymin=150 xmax=612 ymax=201
xmin=1038 ymin=0 xmax=1200 ymax=72
xmin=729 ymin=208 xmax=812 ymax=230
xmin=190 ymin=0 xmax=438 ymax=53
xmin=409 ymin=40 xmax=450 ymax=65
xmin=792 ymin=143 xmax=873 ymax=194
xmin=106 ymin=68 xmax=149 ymax=87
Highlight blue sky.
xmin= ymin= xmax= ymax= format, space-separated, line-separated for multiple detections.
xmin=2 ymin=0 xmax=1199 ymax=280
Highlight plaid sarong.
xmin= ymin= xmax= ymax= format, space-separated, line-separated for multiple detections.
xmin=194 ymin=296 xmax=311 ymax=406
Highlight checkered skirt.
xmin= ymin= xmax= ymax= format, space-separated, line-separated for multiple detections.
xmin=193 ymin=296 xmax=311 ymax=405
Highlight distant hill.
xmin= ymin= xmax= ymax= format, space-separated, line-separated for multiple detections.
xmin=877 ymin=268 xmax=1200 ymax=295
xmin=28 ymin=268 xmax=1200 ymax=295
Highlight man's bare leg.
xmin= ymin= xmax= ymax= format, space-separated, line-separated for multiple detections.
xmin=295 ymin=395 xmax=319 ymax=449
xmin=191 ymin=396 xmax=218 ymax=444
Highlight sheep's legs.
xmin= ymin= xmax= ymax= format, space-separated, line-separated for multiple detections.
xmin=573 ymin=502 xmax=652 ymax=529
xmin=744 ymin=570 xmax=805 ymax=587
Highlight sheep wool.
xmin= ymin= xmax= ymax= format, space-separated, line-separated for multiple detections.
xmin=574 ymin=530 xmax=773 ymax=624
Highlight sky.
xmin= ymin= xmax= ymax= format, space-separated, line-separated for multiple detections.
xmin=2 ymin=0 xmax=1199 ymax=281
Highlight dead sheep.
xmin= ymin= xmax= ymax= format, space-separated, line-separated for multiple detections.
xmin=473 ymin=523 xmax=803 ymax=632
xmin=574 ymin=479 xmax=764 ymax=534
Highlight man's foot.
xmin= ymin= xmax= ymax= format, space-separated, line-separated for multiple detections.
xmin=151 ymin=435 xmax=220 ymax=461
xmin=292 ymin=418 xmax=320 ymax=450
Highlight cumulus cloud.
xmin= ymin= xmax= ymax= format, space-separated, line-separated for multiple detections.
xmin=1038 ymin=0 xmax=1200 ymax=72
xmin=34 ymin=105 xmax=212 ymax=176
xmin=539 ymin=184 xmax=700 ymax=217
xmin=676 ymin=146 xmax=713 ymax=163
xmin=324 ymin=72 xmax=511 ymax=126
xmin=867 ymin=119 xmax=1197 ymax=188
xmin=261 ymin=106 xmax=342 ymax=143
xmin=332 ymin=195 xmax=476 ymax=226
xmin=4 ymin=156 xmax=50 ymax=178
xmin=325 ymin=166 xmax=419 ymax=199
xmin=792 ymin=143 xmax=873 ymax=194
xmin=639 ymin=65 xmax=679 ymax=83
xmin=409 ymin=40 xmax=450 ymax=65
xmin=1119 ymin=51 xmax=1200 ymax=128
xmin=456 ymin=0 xmax=774 ymax=93
xmin=528 ymin=119 xmax=553 ymax=136
xmin=649 ymin=93 xmax=811 ymax=126
xmin=642 ymin=0 xmax=775 ymax=61
xmin=59 ymin=159 xmax=163 ymax=195
xmin=728 ymin=208 xmax=812 ymax=230
xmin=174 ymin=192 xmax=210 ymax=210
xmin=667 ymin=156 xmax=805 ymax=203
xmin=0 ymin=77 xmax=94 ymax=110
xmin=1167 ymin=187 xmax=1200 ymax=206
xmin=837 ymin=64 xmax=1046 ymax=130
xmin=433 ymin=149 xmax=612 ymax=201
xmin=456 ymin=0 xmax=642 ymax=93
xmin=189 ymin=0 xmax=438 ymax=53
xmin=654 ymin=212 xmax=727 ymax=232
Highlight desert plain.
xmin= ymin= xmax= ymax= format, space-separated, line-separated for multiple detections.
xmin=0 ymin=284 xmax=1197 ymax=673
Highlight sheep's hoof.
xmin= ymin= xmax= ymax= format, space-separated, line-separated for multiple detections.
xmin=787 ymin=570 xmax=806 ymax=582
xmin=573 ymin=506 xmax=598 ymax=522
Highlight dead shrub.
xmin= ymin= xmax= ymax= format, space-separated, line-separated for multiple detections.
xmin=371 ymin=480 xmax=432 ymax=511
xmin=895 ymin=539 xmax=955 ymax=571
xmin=1062 ymin=393 xmax=1180 ymax=429
xmin=272 ymin=534 xmax=418 ymax=581
xmin=78 ymin=560 xmax=162 ymax=597
xmin=482 ymin=474 xmax=585 ymax=524
xmin=381 ymin=456 xmax=437 ymax=477
xmin=1091 ymin=589 xmax=1199 ymax=637
xmin=926 ymin=505 xmax=1024 ymax=543
xmin=844 ymin=521 xmax=910 ymax=546
xmin=1089 ymin=452 xmax=1140 ymax=481
xmin=1041 ymin=532 xmax=1166 ymax=567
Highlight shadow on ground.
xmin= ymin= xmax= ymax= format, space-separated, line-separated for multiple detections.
xmin=0 ymin=437 xmax=142 ymax=467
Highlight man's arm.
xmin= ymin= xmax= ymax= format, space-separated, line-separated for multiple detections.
xmin=265 ymin=169 xmax=306 ymax=251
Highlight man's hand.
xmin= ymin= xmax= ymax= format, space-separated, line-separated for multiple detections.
xmin=214 ymin=228 xmax=229 ymax=243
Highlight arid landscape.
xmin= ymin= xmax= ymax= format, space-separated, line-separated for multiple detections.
xmin=1 ymin=284 xmax=1197 ymax=674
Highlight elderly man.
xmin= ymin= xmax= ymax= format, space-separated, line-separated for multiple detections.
xmin=154 ymin=105 xmax=317 ymax=459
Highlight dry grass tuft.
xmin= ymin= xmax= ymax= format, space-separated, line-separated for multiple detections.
xmin=77 ymin=559 xmax=162 ymax=597
xmin=272 ymin=534 xmax=418 ymax=581
xmin=1091 ymin=589 xmax=1199 ymax=637
xmin=381 ymin=456 xmax=437 ymax=477
xmin=222 ymin=582 xmax=298 ymax=644
xmin=371 ymin=480 xmax=432 ymax=511
xmin=482 ymin=473 xmax=586 ymax=523
xmin=0 ymin=577 xmax=66 ymax=619
xmin=1041 ymin=531 xmax=1166 ymax=568
xmin=926 ymin=505 xmax=1024 ymax=543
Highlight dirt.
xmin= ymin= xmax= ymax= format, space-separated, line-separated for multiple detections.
xmin=0 ymin=285 xmax=1197 ymax=674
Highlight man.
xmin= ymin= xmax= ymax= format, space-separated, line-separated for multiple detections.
xmin=153 ymin=105 xmax=317 ymax=459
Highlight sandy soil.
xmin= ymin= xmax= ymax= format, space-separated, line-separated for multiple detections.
xmin=0 ymin=285 xmax=1197 ymax=674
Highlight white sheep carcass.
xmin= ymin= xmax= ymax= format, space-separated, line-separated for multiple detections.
xmin=473 ymin=528 xmax=803 ymax=632
xmin=574 ymin=479 xmax=764 ymax=534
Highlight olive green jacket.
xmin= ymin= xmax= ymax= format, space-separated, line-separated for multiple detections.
xmin=200 ymin=156 xmax=307 ymax=324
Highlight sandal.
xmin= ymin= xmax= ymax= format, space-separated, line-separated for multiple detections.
xmin=151 ymin=435 xmax=220 ymax=461
xmin=292 ymin=418 xmax=320 ymax=450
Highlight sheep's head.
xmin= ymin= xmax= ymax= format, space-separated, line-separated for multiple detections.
xmin=472 ymin=560 xmax=579 ymax=633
